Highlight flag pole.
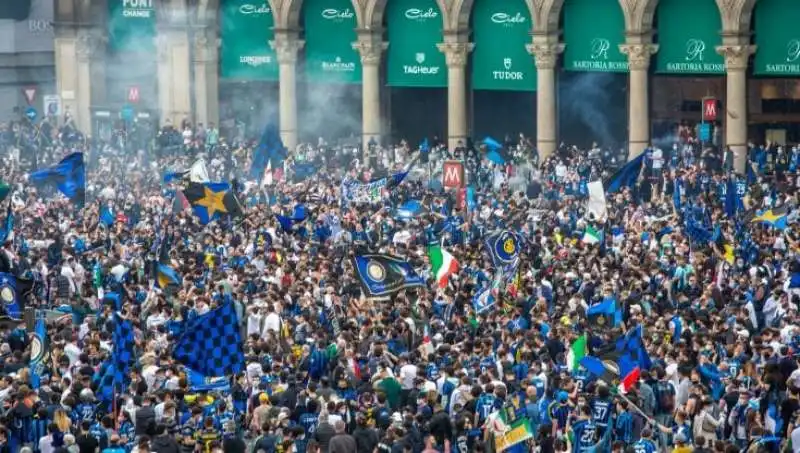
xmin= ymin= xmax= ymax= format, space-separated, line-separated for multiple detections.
xmin=615 ymin=390 xmax=654 ymax=425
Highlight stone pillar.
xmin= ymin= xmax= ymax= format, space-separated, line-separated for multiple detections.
xmin=271 ymin=31 xmax=303 ymax=152
xmin=717 ymin=44 xmax=755 ymax=175
xmin=56 ymin=30 xmax=100 ymax=134
xmin=437 ymin=41 xmax=473 ymax=151
xmin=156 ymin=29 xmax=193 ymax=127
xmin=193 ymin=29 xmax=220 ymax=129
xmin=353 ymin=31 xmax=387 ymax=153
xmin=528 ymin=41 xmax=564 ymax=162
xmin=620 ymin=43 xmax=658 ymax=160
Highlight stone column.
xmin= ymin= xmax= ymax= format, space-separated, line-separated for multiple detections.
xmin=353 ymin=31 xmax=387 ymax=153
xmin=437 ymin=41 xmax=473 ymax=151
xmin=156 ymin=30 xmax=192 ymax=127
xmin=528 ymin=41 xmax=564 ymax=162
xmin=271 ymin=31 xmax=303 ymax=152
xmin=717 ymin=44 xmax=755 ymax=175
xmin=620 ymin=43 xmax=658 ymax=160
xmin=192 ymin=29 xmax=220 ymax=129
xmin=69 ymin=31 xmax=99 ymax=134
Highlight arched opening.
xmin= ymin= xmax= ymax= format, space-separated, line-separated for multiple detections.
xmin=469 ymin=0 xmax=536 ymax=142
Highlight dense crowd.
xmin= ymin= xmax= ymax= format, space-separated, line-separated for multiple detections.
xmin=0 ymin=116 xmax=799 ymax=453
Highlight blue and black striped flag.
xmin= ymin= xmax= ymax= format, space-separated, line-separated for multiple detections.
xmin=172 ymin=300 xmax=245 ymax=377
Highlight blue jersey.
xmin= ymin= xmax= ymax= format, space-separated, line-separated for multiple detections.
xmin=633 ymin=439 xmax=658 ymax=453
xmin=73 ymin=403 xmax=96 ymax=423
xmin=475 ymin=394 xmax=499 ymax=423
xmin=549 ymin=402 xmax=571 ymax=430
xmin=298 ymin=413 xmax=319 ymax=436
xmin=614 ymin=411 xmax=633 ymax=443
xmin=590 ymin=399 xmax=612 ymax=428
xmin=571 ymin=419 xmax=596 ymax=453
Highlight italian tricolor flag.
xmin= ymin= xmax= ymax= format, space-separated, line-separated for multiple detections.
xmin=567 ymin=335 xmax=587 ymax=372
xmin=618 ymin=367 xmax=641 ymax=394
xmin=582 ymin=225 xmax=601 ymax=244
xmin=428 ymin=244 xmax=459 ymax=289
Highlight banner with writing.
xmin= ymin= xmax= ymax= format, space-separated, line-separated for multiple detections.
xmin=304 ymin=0 xmax=361 ymax=83
xmin=342 ymin=179 xmax=386 ymax=204
xmin=754 ymin=0 xmax=800 ymax=76
xmin=220 ymin=0 xmax=278 ymax=80
xmin=655 ymin=0 xmax=724 ymax=74
xmin=108 ymin=0 xmax=156 ymax=53
xmin=562 ymin=0 xmax=627 ymax=72
xmin=387 ymin=0 xmax=447 ymax=87
xmin=471 ymin=0 xmax=535 ymax=91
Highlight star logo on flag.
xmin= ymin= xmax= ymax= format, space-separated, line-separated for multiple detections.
xmin=196 ymin=186 xmax=229 ymax=219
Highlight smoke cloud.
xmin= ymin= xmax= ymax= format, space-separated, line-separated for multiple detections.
xmin=558 ymin=72 xmax=625 ymax=149
xmin=297 ymin=82 xmax=362 ymax=144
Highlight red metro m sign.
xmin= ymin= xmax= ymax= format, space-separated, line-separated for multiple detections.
xmin=442 ymin=161 xmax=465 ymax=188
xmin=702 ymin=97 xmax=718 ymax=122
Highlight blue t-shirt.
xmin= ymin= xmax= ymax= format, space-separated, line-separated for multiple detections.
xmin=571 ymin=419 xmax=596 ymax=453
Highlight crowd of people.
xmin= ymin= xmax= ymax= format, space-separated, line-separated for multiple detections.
xmin=0 ymin=114 xmax=799 ymax=453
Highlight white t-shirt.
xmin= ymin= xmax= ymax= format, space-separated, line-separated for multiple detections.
xmin=247 ymin=313 xmax=263 ymax=337
xmin=399 ymin=364 xmax=418 ymax=390
xmin=263 ymin=312 xmax=282 ymax=336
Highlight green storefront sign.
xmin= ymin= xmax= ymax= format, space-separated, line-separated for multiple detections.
xmin=304 ymin=0 xmax=361 ymax=83
xmin=754 ymin=0 xmax=800 ymax=76
xmin=562 ymin=0 xmax=627 ymax=72
xmin=655 ymin=0 xmax=724 ymax=74
xmin=108 ymin=0 xmax=156 ymax=53
xmin=387 ymin=0 xmax=446 ymax=87
xmin=471 ymin=0 xmax=535 ymax=91
xmin=220 ymin=0 xmax=278 ymax=80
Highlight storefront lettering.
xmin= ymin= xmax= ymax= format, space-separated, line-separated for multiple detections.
xmin=787 ymin=39 xmax=800 ymax=63
xmin=590 ymin=38 xmax=610 ymax=60
xmin=491 ymin=12 xmax=526 ymax=25
xmin=403 ymin=52 xmax=440 ymax=75
xmin=571 ymin=60 xmax=629 ymax=71
xmin=321 ymin=56 xmax=356 ymax=72
xmin=405 ymin=8 xmax=438 ymax=20
xmin=240 ymin=55 xmax=273 ymax=66
xmin=492 ymin=58 xmax=524 ymax=80
xmin=239 ymin=4 xmax=271 ymax=15
xmin=321 ymin=8 xmax=355 ymax=20
xmin=685 ymin=38 xmax=706 ymax=62
xmin=122 ymin=0 xmax=153 ymax=17
xmin=665 ymin=62 xmax=725 ymax=73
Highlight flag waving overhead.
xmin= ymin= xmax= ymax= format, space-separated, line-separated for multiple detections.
xmin=582 ymin=225 xmax=602 ymax=244
xmin=29 ymin=318 xmax=48 ymax=389
xmin=567 ymin=335 xmax=587 ymax=373
xmin=751 ymin=206 xmax=789 ymax=230
xmin=352 ymin=254 xmax=425 ymax=297
xmin=428 ymin=244 xmax=459 ymax=289
xmin=172 ymin=300 xmax=245 ymax=376
xmin=183 ymin=182 xmax=244 ymax=224
xmin=484 ymin=230 xmax=522 ymax=269
xmin=28 ymin=152 xmax=86 ymax=205
xmin=156 ymin=264 xmax=181 ymax=289
xmin=604 ymin=151 xmax=644 ymax=193
xmin=95 ymin=314 xmax=136 ymax=409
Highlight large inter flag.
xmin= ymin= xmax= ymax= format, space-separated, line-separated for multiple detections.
xmin=172 ymin=300 xmax=245 ymax=377
xmin=183 ymin=182 xmax=244 ymax=225
xmin=352 ymin=254 xmax=425 ymax=297
xmin=604 ymin=151 xmax=645 ymax=193
xmin=28 ymin=152 xmax=86 ymax=206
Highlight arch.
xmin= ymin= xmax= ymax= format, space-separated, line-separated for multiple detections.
xmin=528 ymin=0 xmax=563 ymax=36
xmin=620 ymin=0 xmax=659 ymax=35
xmin=717 ymin=0 xmax=757 ymax=34
xmin=364 ymin=0 xmax=387 ymax=29
xmin=281 ymin=0 xmax=304 ymax=29
xmin=450 ymin=0 xmax=474 ymax=31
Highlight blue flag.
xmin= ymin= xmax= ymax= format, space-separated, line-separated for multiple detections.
xmin=101 ymin=292 xmax=122 ymax=311
xmin=615 ymin=325 xmax=652 ymax=375
xmin=292 ymin=162 xmax=319 ymax=182
xmin=99 ymin=205 xmax=115 ymax=227
xmin=250 ymin=124 xmax=286 ymax=180
xmin=28 ymin=152 xmax=86 ymax=205
xmin=586 ymin=297 xmax=621 ymax=328
xmin=420 ymin=138 xmax=430 ymax=154
xmin=394 ymin=200 xmax=424 ymax=220
xmin=0 ymin=201 xmax=13 ymax=244
xmin=472 ymin=286 xmax=496 ymax=314
xmin=483 ymin=230 xmax=522 ymax=268
xmin=352 ymin=254 xmax=425 ymax=297
xmin=156 ymin=264 xmax=181 ymax=289
xmin=95 ymin=314 xmax=135 ymax=409
xmin=0 ymin=272 xmax=23 ymax=320
xmin=604 ymin=151 xmax=644 ymax=193
xmin=172 ymin=300 xmax=245 ymax=376
xmin=30 ymin=318 xmax=48 ymax=389
xmin=484 ymin=137 xmax=508 ymax=165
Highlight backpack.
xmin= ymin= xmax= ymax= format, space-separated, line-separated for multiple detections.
xmin=656 ymin=381 xmax=675 ymax=414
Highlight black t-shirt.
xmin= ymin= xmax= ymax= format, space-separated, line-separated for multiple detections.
xmin=77 ymin=433 xmax=99 ymax=453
